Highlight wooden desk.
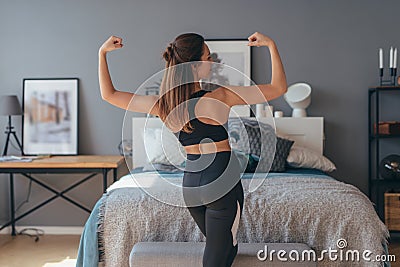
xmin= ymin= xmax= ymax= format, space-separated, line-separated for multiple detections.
xmin=0 ymin=155 xmax=124 ymax=236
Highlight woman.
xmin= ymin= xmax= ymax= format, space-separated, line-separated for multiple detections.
xmin=99 ymin=31 xmax=287 ymax=267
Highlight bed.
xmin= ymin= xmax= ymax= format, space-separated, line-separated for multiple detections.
xmin=76 ymin=116 xmax=391 ymax=267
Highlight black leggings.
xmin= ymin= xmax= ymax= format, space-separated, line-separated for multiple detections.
xmin=183 ymin=151 xmax=244 ymax=267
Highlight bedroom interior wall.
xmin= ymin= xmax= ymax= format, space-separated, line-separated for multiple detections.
xmin=1 ymin=0 xmax=400 ymax=227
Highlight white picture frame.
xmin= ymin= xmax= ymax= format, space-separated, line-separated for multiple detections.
xmin=22 ymin=78 xmax=79 ymax=155
xmin=204 ymin=39 xmax=252 ymax=117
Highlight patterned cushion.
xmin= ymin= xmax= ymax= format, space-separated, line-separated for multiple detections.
xmin=244 ymin=125 xmax=294 ymax=172
xmin=227 ymin=117 xmax=251 ymax=153
xmin=271 ymin=137 xmax=295 ymax=171
xmin=228 ymin=118 xmax=294 ymax=172
xmin=244 ymin=125 xmax=261 ymax=156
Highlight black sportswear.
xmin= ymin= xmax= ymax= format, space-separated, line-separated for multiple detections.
xmin=173 ymin=90 xmax=229 ymax=146
xmin=173 ymin=90 xmax=244 ymax=267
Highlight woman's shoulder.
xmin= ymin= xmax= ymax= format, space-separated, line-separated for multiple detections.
xmin=195 ymin=87 xmax=231 ymax=115
xmin=203 ymin=86 xmax=227 ymax=102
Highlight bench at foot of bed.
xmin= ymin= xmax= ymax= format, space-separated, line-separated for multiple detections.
xmin=129 ymin=242 xmax=317 ymax=267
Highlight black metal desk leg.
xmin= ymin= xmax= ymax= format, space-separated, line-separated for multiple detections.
xmin=102 ymin=169 xmax=108 ymax=193
xmin=9 ymin=173 xmax=16 ymax=236
xmin=113 ymin=168 xmax=117 ymax=182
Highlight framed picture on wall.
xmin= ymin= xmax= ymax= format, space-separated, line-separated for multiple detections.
xmin=203 ymin=39 xmax=252 ymax=117
xmin=22 ymin=78 xmax=79 ymax=155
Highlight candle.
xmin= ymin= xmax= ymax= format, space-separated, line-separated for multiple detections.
xmin=264 ymin=105 xmax=273 ymax=117
xmin=390 ymin=46 xmax=393 ymax=68
xmin=379 ymin=48 xmax=383 ymax=69
xmin=256 ymin=104 xmax=265 ymax=117
xmin=394 ymin=48 xmax=397 ymax=68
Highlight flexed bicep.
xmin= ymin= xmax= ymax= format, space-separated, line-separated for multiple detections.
xmin=217 ymin=84 xmax=286 ymax=107
xmin=104 ymin=91 xmax=159 ymax=115
xmin=218 ymin=31 xmax=287 ymax=106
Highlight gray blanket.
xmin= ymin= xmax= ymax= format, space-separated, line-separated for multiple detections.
xmin=98 ymin=173 xmax=389 ymax=267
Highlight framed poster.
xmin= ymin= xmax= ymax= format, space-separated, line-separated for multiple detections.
xmin=22 ymin=78 xmax=79 ymax=155
xmin=204 ymin=39 xmax=252 ymax=117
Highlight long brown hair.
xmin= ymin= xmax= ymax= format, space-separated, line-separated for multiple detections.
xmin=157 ymin=33 xmax=205 ymax=133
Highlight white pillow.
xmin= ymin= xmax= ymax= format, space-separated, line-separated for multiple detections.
xmin=142 ymin=128 xmax=186 ymax=166
xmin=287 ymin=145 xmax=336 ymax=172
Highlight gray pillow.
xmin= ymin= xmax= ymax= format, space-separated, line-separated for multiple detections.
xmin=228 ymin=117 xmax=251 ymax=153
xmin=270 ymin=137 xmax=295 ymax=172
xmin=228 ymin=118 xmax=293 ymax=172
xmin=244 ymin=124 xmax=294 ymax=172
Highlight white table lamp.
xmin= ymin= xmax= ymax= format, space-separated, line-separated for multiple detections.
xmin=284 ymin=82 xmax=312 ymax=117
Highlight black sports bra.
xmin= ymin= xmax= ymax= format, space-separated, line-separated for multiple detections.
xmin=173 ymin=90 xmax=229 ymax=147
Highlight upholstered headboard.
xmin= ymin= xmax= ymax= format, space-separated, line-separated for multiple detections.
xmin=131 ymin=116 xmax=324 ymax=168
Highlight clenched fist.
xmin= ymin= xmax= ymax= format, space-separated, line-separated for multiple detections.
xmin=99 ymin=35 xmax=124 ymax=54
xmin=247 ymin=32 xmax=275 ymax=47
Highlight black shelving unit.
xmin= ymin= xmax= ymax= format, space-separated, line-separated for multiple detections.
xmin=368 ymin=86 xmax=400 ymax=226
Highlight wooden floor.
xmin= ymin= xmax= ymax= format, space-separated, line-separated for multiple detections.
xmin=0 ymin=235 xmax=80 ymax=267
xmin=0 ymin=234 xmax=399 ymax=267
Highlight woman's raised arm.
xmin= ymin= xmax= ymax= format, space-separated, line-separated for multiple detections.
xmin=98 ymin=35 xmax=159 ymax=115
xmin=220 ymin=32 xmax=288 ymax=107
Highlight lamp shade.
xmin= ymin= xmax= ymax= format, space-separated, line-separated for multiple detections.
xmin=0 ymin=95 xmax=22 ymax=116
xmin=283 ymin=82 xmax=312 ymax=117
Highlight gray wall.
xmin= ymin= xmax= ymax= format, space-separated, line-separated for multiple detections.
xmin=1 ymin=0 xmax=400 ymax=227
